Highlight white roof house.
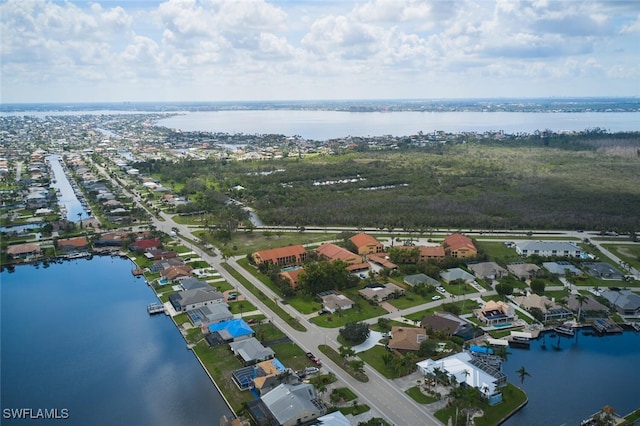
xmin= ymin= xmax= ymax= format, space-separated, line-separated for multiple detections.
xmin=515 ymin=241 xmax=581 ymax=257
xmin=417 ymin=352 xmax=506 ymax=397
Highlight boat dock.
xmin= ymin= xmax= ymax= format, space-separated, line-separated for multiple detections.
xmin=147 ymin=303 xmax=166 ymax=315
xmin=593 ymin=318 xmax=623 ymax=334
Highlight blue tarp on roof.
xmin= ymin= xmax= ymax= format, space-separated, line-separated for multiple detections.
xmin=208 ymin=318 xmax=253 ymax=338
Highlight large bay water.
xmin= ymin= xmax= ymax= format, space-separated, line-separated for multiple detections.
xmin=156 ymin=110 xmax=640 ymax=140
xmin=502 ymin=331 xmax=640 ymax=425
xmin=1 ymin=257 xmax=233 ymax=425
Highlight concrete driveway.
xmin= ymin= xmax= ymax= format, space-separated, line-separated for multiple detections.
xmin=352 ymin=330 xmax=385 ymax=353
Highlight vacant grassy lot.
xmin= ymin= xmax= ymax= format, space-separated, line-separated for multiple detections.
xmin=602 ymin=243 xmax=640 ymax=271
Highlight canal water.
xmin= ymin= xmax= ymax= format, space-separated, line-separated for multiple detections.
xmin=1 ymin=256 xmax=233 ymax=425
xmin=48 ymin=154 xmax=87 ymax=222
xmin=502 ymin=330 xmax=640 ymax=425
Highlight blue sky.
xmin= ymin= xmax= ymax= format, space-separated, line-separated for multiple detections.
xmin=1 ymin=0 xmax=639 ymax=103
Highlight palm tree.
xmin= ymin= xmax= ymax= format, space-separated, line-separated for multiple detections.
xmin=575 ymin=293 xmax=589 ymax=323
xmin=516 ymin=366 xmax=531 ymax=384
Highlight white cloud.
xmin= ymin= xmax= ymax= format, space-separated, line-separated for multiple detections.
xmin=1 ymin=0 xmax=638 ymax=102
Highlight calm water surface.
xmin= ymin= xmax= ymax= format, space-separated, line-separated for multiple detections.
xmin=1 ymin=257 xmax=232 ymax=425
xmin=156 ymin=110 xmax=640 ymax=140
xmin=502 ymin=331 xmax=640 ymax=425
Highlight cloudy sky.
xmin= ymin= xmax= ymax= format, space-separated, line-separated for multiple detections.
xmin=1 ymin=0 xmax=639 ymax=103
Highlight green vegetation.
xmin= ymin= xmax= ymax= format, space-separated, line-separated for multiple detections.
xmin=602 ymin=243 xmax=640 ymax=271
xmin=405 ymin=386 xmax=438 ymax=404
xmin=270 ymin=341 xmax=315 ymax=371
xmin=221 ymin=263 xmax=306 ymax=331
xmin=473 ymin=383 xmax=528 ymax=426
xmin=330 ymin=387 xmax=357 ymax=402
xmin=318 ymin=344 xmax=368 ymax=382
xmin=337 ymin=403 xmax=370 ymax=416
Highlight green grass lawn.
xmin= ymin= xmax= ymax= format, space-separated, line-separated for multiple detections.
xmin=318 ymin=344 xmax=368 ymax=382
xmin=475 ymin=241 xmax=523 ymax=265
xmin=270 ymin=341 xmax=315 ymax=371
xmin=473 ymin=383 xmax=528 ymax=426
xmin=197 ymin=230 xmax=342 ymax=256
xmin=602 ymin=243 xmax=640 ymax=271
xmin=221 ymin=263 xmax=306 ymax=332
xmin=337 ymin=404 xmax=370 ymax=416
xmin=405 ymin=386 xmax=438 ymax=404
xmin=331 ymin=387 xmax=358 ymax=402
xmin=310 ymin=297 xmax=387 ymax=328
xmin=357 ymin=345 xmax=399 ymax=379
xmin=228 ymin=300 xmax=258 ymax=314
xmin=192 ymin=343 xmax=253 ymax=413
xmin=252 ymin=322 xmax=286 ymax=341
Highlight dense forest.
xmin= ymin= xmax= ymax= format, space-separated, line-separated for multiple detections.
xmin=133 ymin=132 xmax=640 ymax=232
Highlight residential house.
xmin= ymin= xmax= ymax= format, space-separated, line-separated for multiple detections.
xmin=246 ymin=383 xmax=326 ymax=426
xmin=229 ymin=338 xmax=275 ymax=366
xmin=161 ymin=265 xmax=193 ymax=281
xmin=440 ymin=267 xmax=476 ymax=284
xmin=542 ymin=261 xmax=583 ymax=276
xmin=7 ymin=243 xmax=41 ymax=260
xmin=179 ymin=277 xmax=210 ymax=291
xmin=358 ymin=283 xmax=404 ymax=304
xmin=145 ymin=248 xmax=178 ymax=260
xmin=475 ymin=300 xmax=516 ymax=325
xmin=468 ymin=262 xmax=508 ymax=280
xmin=393 ymin=245 xmax=446 ymax=263
xmin=279 ymin=267 xmax=304 ymax=290
xmin=349 ymin=233 xmax=384 ymax=255
xmin=512 ymin=293 xmax=573 ymax=322
xmin=149 ymin=257 xmax=186 ymax=273
xmin=251 ymin=358 xmax=287 ymax=394
xmin=253 ymin=245 xmax=307 ymax=267
xmin=319 ymin=292 xmax=354 ymax=314
xmin=315 ymin=243 xmax=360 ymax=265
xmin=130 ymin=238 xmax=161 ymax=252
xmin=600 ymin=290 xmax=640 ymax=317
xmin=581 ymin=262 xmax=625 ymax=280
xmin=366 ymin=253 xmax=398 ymax=271
xmin=56 ymin=236 xmax=89 ymax=254
xmin=169 ymin=287 xmax=224 ymax=312
xmin=443 ymin=233 xmax=477 ymax=258
xmin=507 ymin=263 xmax=541 ymax=280
xmin=207 ymin=319 xmax=255 ymax=343
xmin=404 ymin=273 xmax=441 ymax=287
xmin=188 ymin=304 xmax=233 ymax=327
xmin=388 ymin=326 xmax=427 ymax=353
xmin=94 ymin=231 xmax=128 ymax=248
xmin=566 ymin=294 xmax=608 ymax=317
xmin=416 ymin=352 xmax=507 ymax=400
xmin=514 ymin=241 xmax=581 ymax=257
xmin=421 ymin=314 xmax=463 ymax=337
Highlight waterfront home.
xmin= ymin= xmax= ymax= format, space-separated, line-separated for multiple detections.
xmin=129 ymin=238 xmax=161 ymax=252
xmin=443 ymin=233 xmax=477 ymax=258
xmin=6 ymin=243 xmax=41 ymax=260
xmin=600 ymin=289 xmax=640 ymax=317
xmin=475 ymin=300 xmax=516 ymax=325
xmin=566 ymin=294 xmax=608 ymax=317
xmin=315 ymin=243 xmax=361 ymax=265
xmin=507 ymin=263 xmax=542 ymax=280
xmin=179 ymin=277 xmax=210 ymax=291
xmin=468 ymin=262 xmax=508 ymax=280
xmin=144 ymin=248 xmax=178 ymax=260
xmin=229 ymin=338 xmax=275 ymax=366
xmin=416 ymin=351 xmax=506 ymax=402
xmin=512 ymin=293 xmax=573 ymax=322
xmin=207 ymin=319 xmax=254 ymax=343
xmin=542 ymin=261 xmax=583 ymax=276
xmin=187 ymin=304 xmax=233 ymax=327
xmin=252 ymin=245 xmax=308 ymax=267
xmin=440 ymin=267 xmax=476 ymax=284
xmin=160 ymin=265 xmax=193 ymax=281
xmin=94 ymin=231 xmax=128 ymax=248
xmin=149 ymin=257 xmax=186 ymax=273
xmin=388 ymin=326 xmax=427 ymax=353
xmin=56 ymin=236 xmax=89 ymax=254
xmin=319 ymin=291 xmax=354 ymax=314
xmin=358 ymin=283 xmax=404 ymax=304
xmin=349 ymin=232 xmax=384 ymax=255
xmin=404 ymin=273 xmax=441 ymax=287
xmin=246 ymin=383 xmax=326 ymax=426
xmin=251 ymin=359 xmax=287 ymax=394
xmin=514 ymin=240 xmax=581 ymax=257
xmin=169 ymin=287 xmax=224 ymax=312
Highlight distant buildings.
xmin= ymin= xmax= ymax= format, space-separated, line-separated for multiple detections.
xmin=514 ymin=241 xmax=581 ymax=258
xmin=252 ymin=245 xmax=307 ymax=267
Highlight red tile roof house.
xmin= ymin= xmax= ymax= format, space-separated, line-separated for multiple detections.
xmin=56 ymin=236 xmax=89 ymax=253
xmin=280 ymin=267 xmax=304 ymax=290
xmin=443 ymin=233 xmax=477 ymax=258
xmin=315 ymin=243 xmax=361 ymax=265
xmin=349 ymin=233 xmax=384 ymax=255
xmin=7 ymin=243 xmax=42 ymax=260
xmin=129 ymin=238 xmax=161 ymax=252
xmin=388 ymin=326 xmax=428 ymax=353
xmin=253 ymin=245 xmax=307 ymax=267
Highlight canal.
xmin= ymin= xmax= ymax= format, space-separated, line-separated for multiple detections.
xmin=1 ymin=256 xmax=233 ymax=425
xmin=48 ymin=154 xmax=88 ymax=222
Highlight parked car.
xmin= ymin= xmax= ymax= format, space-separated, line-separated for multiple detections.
xmin=436 ymin=286 xmax=446 ymax=293
xmin=304 ymin=367 xmax=320 ymax=375
xmin=227 ymin=293 xmax=237 ymax=301
xmin=306 ymin=352 xmax=322 ymax=366
xmin=432 ymin=295 xmax=442 ymax=301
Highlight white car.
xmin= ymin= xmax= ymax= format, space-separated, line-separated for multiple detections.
xmin=432 ymin=295 xmax=442 ymax=301
xmin=437 ymin=287 xmax=446 ymax=293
